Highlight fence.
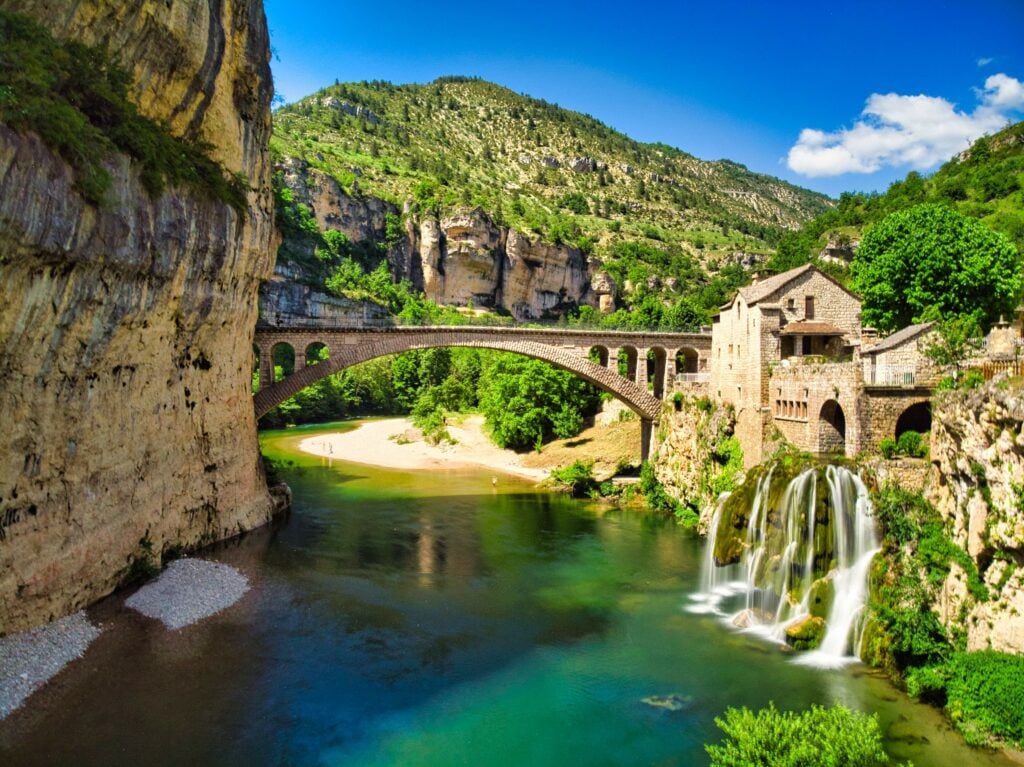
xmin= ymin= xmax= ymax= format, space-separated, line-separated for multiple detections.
xmin=863 ymin=365 xmax=917 ymax=386
xmin=675 ymin=372 xmax=711 ymax=384
xmin=972 ymin=359 xmax=1024 ymax=381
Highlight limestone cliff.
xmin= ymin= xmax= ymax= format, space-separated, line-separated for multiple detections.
xmin=926 ymin=381 xmax=1024 ymax=653
xmin=652 ymin=394 xmax=738 ymax=524
xmin=275 ymin=161 xmax=596 ymax=320
xmin=0 ymin=0 xmax=276 ymax=632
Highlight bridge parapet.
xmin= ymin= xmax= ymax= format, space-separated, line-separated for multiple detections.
xmin=252 ymin=324 xmax=711 ymax=422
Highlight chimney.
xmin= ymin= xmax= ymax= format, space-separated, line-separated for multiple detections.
xmin=861 ymin=327 xmax=879 ymax=351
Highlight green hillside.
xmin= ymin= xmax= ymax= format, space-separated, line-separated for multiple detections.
xmin=768 ymin=121 xmax=1024 ymax=274
xmin=270 ymin=77 xmax=833 ymax=327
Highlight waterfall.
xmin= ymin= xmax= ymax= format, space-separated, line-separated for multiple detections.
xmin=687 ymin=463 xmax=879 ymax=667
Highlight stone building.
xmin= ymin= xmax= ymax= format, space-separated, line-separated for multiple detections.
xmin=708 ymin=264 xmax=936 ymax=466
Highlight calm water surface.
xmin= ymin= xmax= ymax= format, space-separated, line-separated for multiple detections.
xmin=0 ymin=421 xmax=1015 ymax=767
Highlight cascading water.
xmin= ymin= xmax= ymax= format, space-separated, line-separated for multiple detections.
xmin=687 ymin=463 xmax=879 ymax=668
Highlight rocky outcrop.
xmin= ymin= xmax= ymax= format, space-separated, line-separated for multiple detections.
xmin=653 ymin=396 xmax=737 ymax=523
xmin=275 ymin=161 xmax=596 ymax=319
xmin=926 ymin=381 xmax=1024 ymax=653
xmin=0 ymin=0 xmax=276 ymax=632
xmin=590 ymin=271 xmax=618 ymax=314
xmin=260 ymin=269 xmax=389 ymax=326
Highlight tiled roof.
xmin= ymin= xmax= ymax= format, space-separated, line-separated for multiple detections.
xmin=779 ymin=320 xmax=847 ymax=336
xmin=735 ymin=264 xmax=814 ymax=307
xmin=863 ymin=322 xmax=935 ymax=355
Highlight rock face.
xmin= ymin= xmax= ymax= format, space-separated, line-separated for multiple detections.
xmin=926 ymin=381 xmax=1024 ymax=653
xmin=0 ymin=0 xmax=276 ymax=632
xmin=653 ymin=396 xmax=736 ymax=526
xmin=275 ymin=162 xmax=596 ymax=319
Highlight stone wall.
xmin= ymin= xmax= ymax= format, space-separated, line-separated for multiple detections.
xmin=0 ymin=0 xmax=276 ymax=632
xmin=767 ymin=361 xmax=863 ymax=456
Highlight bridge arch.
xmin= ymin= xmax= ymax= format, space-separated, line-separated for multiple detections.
xmin=253 ymin=331 xmax=662 ymax=422
xmin=271 ymin=342 xmax=296 ymax=382
xmin=305 ymin=342 xmax=329 ymax=366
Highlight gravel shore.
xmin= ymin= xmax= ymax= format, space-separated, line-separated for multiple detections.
xmin=124 ymin=558 xmax=249 ymax=630
xmin=0 ymin=611 xmax=100 ymax=720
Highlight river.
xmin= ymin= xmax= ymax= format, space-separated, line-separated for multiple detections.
xmin=0 ymin=421 xmax=1015 ymax=766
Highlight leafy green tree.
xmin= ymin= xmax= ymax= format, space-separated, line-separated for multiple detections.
xmin=852 ymin=204 xmax=1022 ymax=331
xmin=922 ymin=312 xmax=983 ymax=380
xmin=477 ymin=354 xmax=600 ymax=450
xmin=705 ymin=703 xmax=891 ymax=767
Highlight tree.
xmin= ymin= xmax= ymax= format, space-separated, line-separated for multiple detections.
xmin=477 ymin=354 xmax=600 ymax=450
xmin=922 ymin=311 xmax=984 ymax=380
xmin=852 ymin=203 xmax=1022 ymax=331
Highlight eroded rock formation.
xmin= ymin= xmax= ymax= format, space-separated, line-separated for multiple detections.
xmin=927 ymin=381 xmax=1024 ymax=653
xmin=275 ymin=162 xmax=597 ymax=319
xmin=0 ymin=0 xmax=276 ymax=632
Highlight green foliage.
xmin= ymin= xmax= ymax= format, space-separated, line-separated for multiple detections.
xmin=705 ymin=703 xmax=891 ymax=767
xmin=710 ymin=435 xmax=744 ymax=496
xmin=879 ymin=437 xmax=897 ymax=459
xmin=639 ymin=461 xmax=685 ymax=521
xmin=549 ymin=460 xmax=598 ymax=498
xmin=922 ymin=313 xmax=983 ymax=373
xmin=852 ymin=204 xmax=1021 ymax=331
xmin=906 ymin=651 xmax=1024 ymax=747
xmin=894 ymin=431 xmax=927 ymax=458
xmin=477 ymin=353 xmax=600 ymax=450
xmin=0 ymin=11 xmax=247 ymax=210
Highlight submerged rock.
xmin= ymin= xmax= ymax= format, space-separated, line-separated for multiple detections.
xmin=641 ymin=693 xmax=693 ymax=712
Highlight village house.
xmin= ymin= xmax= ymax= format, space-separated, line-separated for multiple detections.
xmin=708 ymin=264 xmax=935 ymax=467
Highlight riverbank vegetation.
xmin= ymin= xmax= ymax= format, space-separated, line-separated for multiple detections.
xmin=705 ymin=702 xmax=894 ymax=767
xmin=864 ymin=485 xmax=1024 ymax=749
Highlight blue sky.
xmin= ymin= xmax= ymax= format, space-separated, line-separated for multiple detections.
xmin=264 ymin=0 xmax=1024 ymax=198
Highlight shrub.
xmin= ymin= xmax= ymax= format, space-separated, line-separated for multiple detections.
xmin=705 ymin=702 xmax=891 ymax=767
xmin=880 ymin=437 xmax=897 ymax=459
xmin=943 ymin=651 xmax=1024 ymax=746
xmin=895 ymin=430 xmax=926 ymax=458
xmin=550 ymin=460 xmax=597 ymax=498
xmin=0 ymin=11 xmax=247 ymax=211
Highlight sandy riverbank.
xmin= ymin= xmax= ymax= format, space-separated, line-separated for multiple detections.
xmin=296 ymin=416 xmax=551 ymax=481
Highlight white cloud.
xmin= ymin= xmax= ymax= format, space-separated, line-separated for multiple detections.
xmin=787 ymin=74 xmax=1024 ymax=177
xmin=978 ymin=57 xmax=994 ymax=67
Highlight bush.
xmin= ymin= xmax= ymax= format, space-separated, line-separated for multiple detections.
xmin=880 ymin=437 xmax=897 ymax=459
xmin=705 ymin=702 xmax=891 ymax=767
xmin=550 ymin=460 xmax=598 ymax=498
xmin=943 ymin=651 xmax=1024 ymax=746
xmin=895 ymin=430 xmax=926 ymax=458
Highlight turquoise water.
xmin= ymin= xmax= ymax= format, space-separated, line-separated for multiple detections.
xmin=0 ymin=421 xmax=1013 ymax=766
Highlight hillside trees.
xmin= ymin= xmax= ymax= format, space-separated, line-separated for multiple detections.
xmin=851 ymin=203 xmax=1021 ymax=331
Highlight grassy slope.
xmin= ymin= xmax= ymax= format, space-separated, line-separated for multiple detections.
xmin=270 ymin=77 xmax=831 ymax=282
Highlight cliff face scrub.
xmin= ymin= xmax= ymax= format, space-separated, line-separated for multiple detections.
xmin=0 ymin=0 xmax=276 ymax=632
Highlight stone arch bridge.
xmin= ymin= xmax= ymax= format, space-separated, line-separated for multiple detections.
xmin=252 ymin=324 xmax=711 ymax=458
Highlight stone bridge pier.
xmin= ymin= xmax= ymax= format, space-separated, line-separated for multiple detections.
xmin=251 ymin=324 xmax=712 ymax=461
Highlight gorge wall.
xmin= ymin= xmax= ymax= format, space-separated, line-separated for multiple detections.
xmin=0 ymin=0 xmax=276 ymax=632
xmin=274 ymin=160 xmax=611 ymax=320
xmin=926 ymin=381 xmax=1024 ymax=653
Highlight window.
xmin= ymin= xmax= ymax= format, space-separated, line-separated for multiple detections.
xmin=805 ymin=295 xmax=815 ymax=319
xmin=787 ymin=298 xmax=796 ymax=311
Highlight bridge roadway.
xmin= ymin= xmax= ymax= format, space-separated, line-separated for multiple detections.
xmin=253 ymin=324 xmax=711 ymax=457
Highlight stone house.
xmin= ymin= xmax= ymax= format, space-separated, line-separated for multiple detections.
xmin=708 ymin=264 xmax=935 ymax=466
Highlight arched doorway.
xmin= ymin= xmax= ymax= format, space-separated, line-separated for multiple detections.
xmin=895 ymin=401 xmax=931 ymax=439
xmin=818 ymin=400 xmax=846 ymax=454
xmin=675 ymin=347 xmax=699 ymax=375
